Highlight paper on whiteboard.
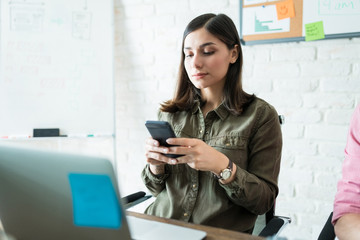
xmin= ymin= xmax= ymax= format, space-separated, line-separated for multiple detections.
xmin=242 ymin=5 xmax=290 ymax=35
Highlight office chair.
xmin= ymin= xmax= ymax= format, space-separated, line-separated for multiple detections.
xmin=317 ymin=212 xmax=336 ymax=240
xmin=253 ymin=202 xmax=291 ymax=237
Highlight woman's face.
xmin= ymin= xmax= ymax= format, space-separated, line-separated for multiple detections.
xmin=183 ymin=28 xmax=238 ymax=90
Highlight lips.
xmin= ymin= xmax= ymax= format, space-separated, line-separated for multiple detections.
xmin=192 ymin=73 xmax=207 ymax=79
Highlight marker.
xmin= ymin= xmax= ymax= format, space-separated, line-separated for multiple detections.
xmin=8 ymin=135 xmax=31 ymax=139
xmin=0 ymin=136 xmax=9 ymax=139
xmin=67 ymin=134 xmax=87 ymax=138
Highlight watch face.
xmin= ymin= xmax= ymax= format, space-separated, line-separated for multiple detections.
xmin=221 ymin=169 xmax=231 ymax=180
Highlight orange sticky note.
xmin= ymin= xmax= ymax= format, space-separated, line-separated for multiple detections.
xmin=276 ymin=0 xmax=295 ymax=20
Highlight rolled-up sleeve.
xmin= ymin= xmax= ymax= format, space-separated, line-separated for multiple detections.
xmin=141 ymin=164 xmax=169 ymax=197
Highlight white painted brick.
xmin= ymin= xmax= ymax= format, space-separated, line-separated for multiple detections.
xmin=280 ymin=151 xmax=295 ymax=168
xmin=273 ymin=77 xmax=319 ymax=92
xmin=318 ymin=44 xmax=360 ymax=60
xmin=301 ymin=61 xmax=351 ymax=77
xmin=325 ymin=109 xmax=354 ymax=124
xmin=122 ymin=4 xmax=155 ymax=18
xmin=276 ymin=197 xmax=316 ymax=214
xmin=142 ymin=15 xmax=175 ymax=28
xmin=115 ymin=43 xmax=144 ymax=58
xmin=242 ymin=47 xmax=255 ymax=62
xmin=281 ymin=123 xmax=305 ymax=139
xmin=279 ymin=224 xmax=311 ymax=240
xmin=272 ymin=46 xmax=316 ymax=61
xmin=117 ymin=92 xmax=146 ymax=104
xmin=284 ymin=139 xmax=318 ymax=156
xmin=260 ymin=93 xmax=303 ymax=108
xmin=122 ymin=28 xmax=154 ymax=45
xmin=294 ymin=156 xmax=343 ymax=172
xmin=189 ymin=0 xmax=229 ymax=12
xmin=315 ymin=172 xmax=340 ymax=187
xmin=254 ymin=62 xmax=300 ymax=78
xmin=119 ymin=18 xmax=142 ymax=31
xmin=115 ymin=0 xmax=143 ymax=7
xmin=282 ymin=109 xmax=322 ymax=124
xmin=154 ymin=0 xmax=190 ymax=14
xmin=278 ymin=181 xmax=295 ymax=198
xmin=242 ymin=77 xmax=272 ymax=94
xmin=320 ymin=76 xmax=360 ymax=93
xmin=129 ymin=80 xmax=158 ymax=92
xmin=318 ymin=142 xmax=347 ymax=158
xmin=279 ymin=168 xmax=313 ymax=185
xmin=305 ymin=124 xmax=349 ymax=141
xmin=242 ymin=64 xmax=254 ymax=78
xmin=296 ymin=185 xmax=335 ymax=202
xmin=253 ymin=48 xmax=270 ymax=62
xmin=353 ymin=62 xmax=360 ymax=76
xmin=303 ymin=93 xmax=354 ymax=109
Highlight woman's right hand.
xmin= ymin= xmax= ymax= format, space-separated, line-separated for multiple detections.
xmin=145 ymin=137 xmax=177 ymax=175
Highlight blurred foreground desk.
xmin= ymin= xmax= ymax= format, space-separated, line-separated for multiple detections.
xmin=127 ymin=211 xmax=264 ymax=240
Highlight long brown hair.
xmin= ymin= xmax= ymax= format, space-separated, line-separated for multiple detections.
xmin=160 ymin=13 xmax=254 ymax=115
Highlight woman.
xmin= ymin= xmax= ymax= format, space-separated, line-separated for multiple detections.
xmin=142 ymin=13 xmax=282 ymax=233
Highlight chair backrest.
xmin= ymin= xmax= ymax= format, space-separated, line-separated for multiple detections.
xmin=318 ymin=212 xmax=336 ymax=240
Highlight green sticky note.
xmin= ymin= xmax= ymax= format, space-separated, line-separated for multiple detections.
xmin=305 ymin=21 xmax=325 ymax=41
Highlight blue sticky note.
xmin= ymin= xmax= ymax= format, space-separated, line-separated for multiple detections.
xmin=68 ymin=173 xmax=122 ymax=229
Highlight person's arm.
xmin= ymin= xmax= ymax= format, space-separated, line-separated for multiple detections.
xmin=220 ymin=106 xmax=282 ymax=215
xmin=333 ymin=105 xmax=360 ymax=229
xmin=334 ymin=213 xmax=360 ymax=240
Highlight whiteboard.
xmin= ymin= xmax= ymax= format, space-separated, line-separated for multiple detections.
xmin=0 ymin=0 xmax=114 ymax=137
xmin=240 ymin=0 xmax=360 ymax=45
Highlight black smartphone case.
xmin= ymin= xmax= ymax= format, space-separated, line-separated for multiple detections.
xmin=145 ymin=121 xmax=184 ymax=158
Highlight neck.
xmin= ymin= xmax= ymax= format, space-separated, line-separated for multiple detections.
xmin=200 ymin=88 xmax=223 ymax=116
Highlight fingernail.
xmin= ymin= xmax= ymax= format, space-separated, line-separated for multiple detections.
xmin=170 ymin=159 xmax=177 ymax=164
xmin=166 ymin=139 xmax=173 ymax=144
xmin=163 ymin=148 xmax=168 ymax=153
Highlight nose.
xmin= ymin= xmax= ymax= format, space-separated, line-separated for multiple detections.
xmin=191 ymin=54 xmax=203 ymax=69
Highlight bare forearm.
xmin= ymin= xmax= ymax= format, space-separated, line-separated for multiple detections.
xmin=335 ymin=213 xmax=360 ymax=240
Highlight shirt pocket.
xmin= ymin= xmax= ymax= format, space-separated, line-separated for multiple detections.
xmin=208 ymin=135 xmax=248 ymax=170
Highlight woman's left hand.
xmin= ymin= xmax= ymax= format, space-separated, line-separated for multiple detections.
xmin=166 ymin=138 xmax=229 ymax=174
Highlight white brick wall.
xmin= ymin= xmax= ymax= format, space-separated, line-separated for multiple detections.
xmin=1 ymin=1 xmax=356 ymax=239
xmin=114 ymin=0 xmax=360 ymax=239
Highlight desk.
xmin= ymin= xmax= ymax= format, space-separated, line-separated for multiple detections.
xmin=127 ymin=211 xmax=264 ymax=240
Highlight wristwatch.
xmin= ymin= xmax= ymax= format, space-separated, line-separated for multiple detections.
xmin=214 ymin=159 xmax=233 ymax=181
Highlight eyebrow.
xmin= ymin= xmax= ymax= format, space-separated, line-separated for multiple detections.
xmin=184 ymin=42 xmax=216 ymax=50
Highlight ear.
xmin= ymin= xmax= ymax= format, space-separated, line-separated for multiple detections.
xmin=230 ymin=44 xmax=239 ymax=64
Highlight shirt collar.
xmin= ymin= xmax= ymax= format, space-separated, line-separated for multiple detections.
xmin=191 ymin=100 xmax=230 ymax=120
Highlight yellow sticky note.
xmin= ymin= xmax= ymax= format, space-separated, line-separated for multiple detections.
xmin=276 ymin=0 xmax=295 ymax=20
xmin=305 ymin=21 xmax=325 ymax=41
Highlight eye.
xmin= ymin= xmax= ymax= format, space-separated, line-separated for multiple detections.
xmin=203 ymin=51 xmax=215 ymax=55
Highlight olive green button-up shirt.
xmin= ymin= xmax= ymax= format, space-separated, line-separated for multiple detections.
xmin=141 ymin=97 xmax=282 ymax=233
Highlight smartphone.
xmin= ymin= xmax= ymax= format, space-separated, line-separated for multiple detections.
xmin=145 ymin=120 xmax=184 ymax=158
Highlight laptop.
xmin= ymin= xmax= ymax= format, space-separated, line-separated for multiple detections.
xmin=0 ymin=144 xmax=206 ymax=240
